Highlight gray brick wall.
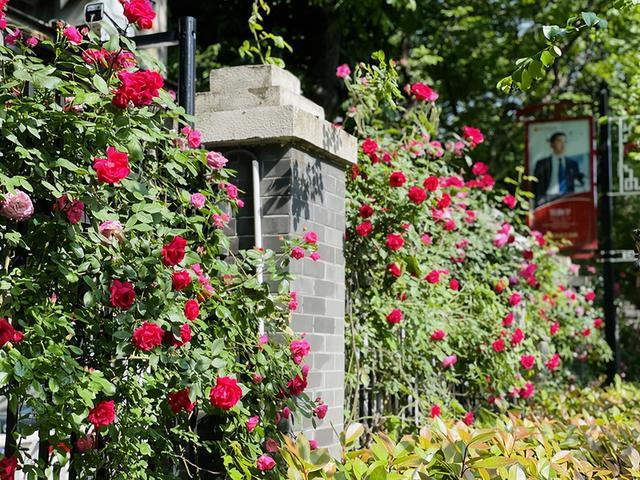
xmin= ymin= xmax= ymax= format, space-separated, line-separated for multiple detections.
xmin=221 ymin=145 xmax=346 ymax=451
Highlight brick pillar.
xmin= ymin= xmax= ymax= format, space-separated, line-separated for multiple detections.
xmin=196 ymin=65 xmax=356 ymax=450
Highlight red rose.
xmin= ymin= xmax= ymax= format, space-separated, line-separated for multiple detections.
xmin=313 ymin=400 xmax=328 ymax=419
xmin=93 ymin=147 xmax=130 ymax=184
xmin=387 ymin=263 xmax=402 ymax=278
xmin=361 ymin=138 xmax=378 ymax=155
xmin=471 ymin=162 xmax=489 ymax=176
xmin=431 ymin=329 xmax=445 ymax=341
xmin=355 ymin=220 xmax=373 ymax=237
xmin=112 ymin=70 xmax=164 ymax=109
xmin=386 ymin=308 xmax=403 ymax=324
xmin=109 ymin=280 xmax=135 ymax=310
xmin=172 ymin=270 xmax=192 ymax=291
xmin=165 ymin=323 xmax=192 ymax=347
xmin=509 ymin=292 xmax=522 ymax=306
xmin=88 ymin=400 xmax=115 ymax=429
xmin=0 ymin=455 xmax=17 ymax=480
xmin=463 ymin=126 xmax=484 ymax=148
xmin=389 ymin=171 xmax=407 ymax=187
xmin=53 ymin=195 xmax=85 ymax=224
xmin=426 ymin=270 xmax=440 ymax=284
xmin=132 ymin=321 xmax=164 ymax=351
xmin=209 ymin=376 xmax=243 ymax=410
xmin=462 ymin=411 xmax=474 ymax=426
xmin=168 ymin=388 xmax=195 ymax=414
xmin=121 ymin=0 xmax=156 ymax=29
xmin=410 ymin=82 xmax=438 ymax=102
xmin=510 ymin=328 xmax=525 ymax=346
xmin=449 ymin=278 xmax=460 ymax=291
xmin=287 ymin=373 xmax=308 ymax=396
xmin=492 ymin=338 xmax=505 ymax=353
xmin=520 ymin=354 xmax=535 ymax=370
xmin=503 ymin=194 xmax=517 ymax=209
xmin=162 ymin=236 xmax=187 ymax=266
xmin=437 ymin=193 xmax=451 ymax=209
xmin=545 ymin=353 xmax=561 ymax=371
xmin=0 ymin=318 xmax=22 ymax=347
xmin=423 ymin=176 xmax=439 ymax=191
xmin=358 ymin=204 xmax=373 ymax=218
xmin=408 ymin=186 xmax=426 ymax=205
xmin=76 ymin=435 xmax=95 ymax=453
xmin=385 ymin=233 xmax=404 ymax=251
xmin=184 ymin=299 xmax=200 ymax=321
xmin=430 ymin=405 xmax=441 ymax=418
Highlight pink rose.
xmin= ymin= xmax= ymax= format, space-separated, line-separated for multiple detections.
xmin=462 ymin=411 xmax=474 ymax=426
xmin=509 ymin=292 xmax=522 ymax=306
xmin=181 ymin=126 xmax=202 ymax=149
xmin=206 ymin=151 xmax=228 ymax=169
xmin=290 ymin=246 xmax=305 ymax=259
xmin=442 ymin=354 xmax=457 ymax=368
xmin=303 ymin=231 xmax=318 ymax=244
xmin=63 ymin=25 xmax=83 ymax=45
xmin=190 ymin=192 xmax=206 ymax=209
xmin=492 ymin=338 xmax=505 ymax=353
xmin=1 ymin=190 xmax=34 ymax=221
xmin=310 ymin=251 xmax=321 ymax=261
xmin=264 ymin=438 xmax=280 ymax=453
xmin=336 ymin=64 xmax=351 ymax=78
xmin=246 ymin=415 xmax=260 ymax=432
xmin=290 ymin=339 xmax=311 ymax=365
xmin=314 ymin=399 xmax=328 ymax=419
xmin=25 ymin=36 xmax=39 ymax=47
xmin=256 ymin=454 xmax=276 ymax=471
xmin=53 ymin=195 xmax=84 ymax=224
xmin=5 ymin=28 xmax=22 ymax=45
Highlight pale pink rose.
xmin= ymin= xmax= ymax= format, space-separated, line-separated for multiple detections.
xmin=98 ymin=220 xmax=124 ymax=241
xmin=206 ymin=151 xmax=228 ymax=169
xmin=246 ymin=415 xmax=260 ymax=433
xmin=442 ymin=354 xmax=457 ymax=368
xmin=190 ymin=192 xmax=206 ymax=209
xmin=336 ymin=64 xmax=351 ymax=78
xmin=63 ymin=25 xmax=83 ymax=45
xmin=1 ymin=190 xmax=34 ymax=221
xmin=212 ymin=212 xmax=230 ymax=229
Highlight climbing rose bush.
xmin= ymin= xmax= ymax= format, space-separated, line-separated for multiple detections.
xmin=0 ymin=17 xmax=320 ymax=480
xmin=340 ymin=53 xmax=611 ymax=428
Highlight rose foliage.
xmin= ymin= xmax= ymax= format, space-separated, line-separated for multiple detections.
xmin=0 ymin=19 xmax=318 ymax=479
xmin=341 ymin=52 xmax=611 ymax=428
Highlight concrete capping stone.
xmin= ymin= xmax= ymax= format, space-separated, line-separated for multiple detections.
xmin=209 ymin=64 xmax=302 ymax=95
xmin=197 ymin=65 xmax=357 ymax=168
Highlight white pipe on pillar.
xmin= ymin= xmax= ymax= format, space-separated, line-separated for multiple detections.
xmin=252 ymin=159 xmax=265 ymax=335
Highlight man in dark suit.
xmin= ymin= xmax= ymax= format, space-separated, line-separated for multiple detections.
xmin=533 ymin=132 xmax=584 ymax=207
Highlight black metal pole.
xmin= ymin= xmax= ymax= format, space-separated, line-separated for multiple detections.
xmin=598 ymin=81 xmax=619 ymax=383
xmin=178 ymin=16 xmax=197 ymax=121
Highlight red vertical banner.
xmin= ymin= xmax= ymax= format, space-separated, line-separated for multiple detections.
xmin=526 ymin=117 xmax=598 ymax=255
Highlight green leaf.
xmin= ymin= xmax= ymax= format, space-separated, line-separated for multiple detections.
xmin=92 ymin=74 xmax=109 ymax=95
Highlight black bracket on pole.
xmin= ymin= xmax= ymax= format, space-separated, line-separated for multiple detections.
xmin=178 ymin=16 xmax=197 ymax=121
xmin=597 ymin=81 xmax=619 ymax=383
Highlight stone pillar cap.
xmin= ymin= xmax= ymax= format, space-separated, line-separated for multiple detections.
xmin=196 ymin=65 xmax=357 ymax=166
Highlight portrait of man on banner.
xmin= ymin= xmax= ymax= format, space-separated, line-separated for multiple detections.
xmin=528 ymin=120 xmax=591 ymax=207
